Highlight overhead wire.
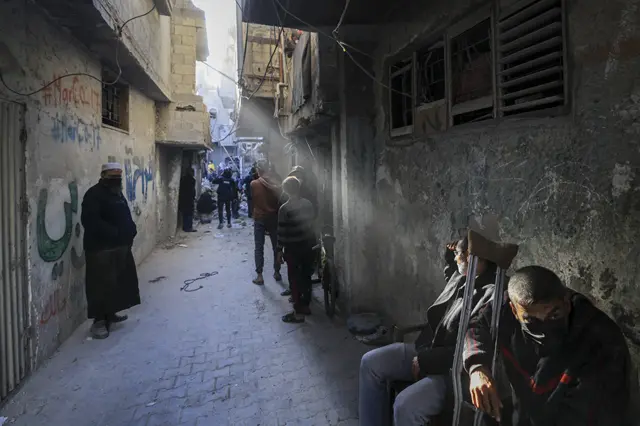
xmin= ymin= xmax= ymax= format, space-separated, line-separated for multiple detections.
xmin=0 ymin=3 xmax=157 ymax=97
xmin=332 ymin=0 xmax=351 ymax=37
xmin=270 ymin=0 xmax=412 ymax=98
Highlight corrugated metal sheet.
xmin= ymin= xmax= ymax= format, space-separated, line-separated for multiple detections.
xmin=0 ymin=100 xmax=29 ymax=401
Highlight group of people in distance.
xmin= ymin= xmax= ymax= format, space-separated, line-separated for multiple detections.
xmin=359 ymin=237 xmax=633 ymax=426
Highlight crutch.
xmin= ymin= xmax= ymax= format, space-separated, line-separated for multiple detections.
xmin=451 ymin=230 xmax=519 ymax=426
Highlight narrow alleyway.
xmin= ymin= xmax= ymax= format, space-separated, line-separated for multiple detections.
xmin=1 ymin=223 xmax=366 ymax=426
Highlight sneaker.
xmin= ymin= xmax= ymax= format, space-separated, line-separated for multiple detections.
xmin=217 ymin=223 xmax=223 ymax=230
xmin=90 ymin=320 xmax=109 ymax=339
xmin=280 ymin=288 xmax=292 ymax=297
xmin=282 ymin=311 xmax=305 ymax=323
xmin=273 ymin=272 xmax=282 ymax=282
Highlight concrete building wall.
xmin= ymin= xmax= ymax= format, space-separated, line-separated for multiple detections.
xmin=97 ymin=0 xmax=172 ymax=95
xmin=349 ymin=0 xmax=640 ymax=366
xmin=243 ymin=23 xmax=281 ymax=99
xmin=0 ymin=1 xmax=166 ymax=365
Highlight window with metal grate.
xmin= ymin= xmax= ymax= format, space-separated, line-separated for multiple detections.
xmin=497 ymin=0 xmax=567 ymax=116
xmin=102 ymin=69 xmax=130 ymax=131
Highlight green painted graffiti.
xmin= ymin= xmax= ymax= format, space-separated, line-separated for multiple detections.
xmin=37 ymin=182 xmax=78 ymax=262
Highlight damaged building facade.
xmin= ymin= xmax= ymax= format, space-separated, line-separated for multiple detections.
xmin=0 ymin=0 xmax=210 ymax=399
xmin=241 ymin=0 xmax=640 ymax=372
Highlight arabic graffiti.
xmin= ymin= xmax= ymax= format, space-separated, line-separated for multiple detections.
xmin=37 ymin=182 xmax=78 ymax=262
xmin=124 ymin=156 xmax=154 ymax=202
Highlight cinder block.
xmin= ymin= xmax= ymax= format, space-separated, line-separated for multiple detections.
xmin=182 ymin=36 xmax=195 ymax=47
xmin=172 ymin=74 xmax=183 ymax=84
xmin=183 ymin=54 xmax=196 ymax=65
xmin=173 ymin=64 xmax=193 ymax=75
xmin=175 ymin=25 xmax=196 ymax=37
xmin=173 ymin=44 xmax=192 ymax=55
xmin=183 ymin=18 xmax=196 ymax=27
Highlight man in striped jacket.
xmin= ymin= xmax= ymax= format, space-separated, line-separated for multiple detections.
xmin=277 ymin=176 xmax=316 ymax=323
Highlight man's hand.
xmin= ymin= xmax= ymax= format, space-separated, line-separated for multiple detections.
xmin=276 ymin=251 xmax=284 ymax=265
xmin=469 ymin=367 xmax=502 ymax=421
xmin=446 ymin=242 xmax=458 ymax=252
xmin=411 ymin=357 xmax=420 ymax=381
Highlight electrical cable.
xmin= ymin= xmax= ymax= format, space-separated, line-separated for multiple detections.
xmin=271 ymin=0 xmax=412 ymax=98
xmin=199 ymin=61 xmax=241 ymax=86
xmin=333 ymin=0 xmax=351 ymax=37
xmin=0 ymin=3 xmax=156 ymax=97
xmin=181 ymin=271 xmax=219 ymax=292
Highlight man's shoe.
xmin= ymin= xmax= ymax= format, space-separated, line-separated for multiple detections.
xmin=90 ymin=321 xmax=109 ymax=339
xmin=109 ymin=313 xmax=128 ymax=323
xmin=252 ymin=274 xmax=265 ymax=285
xmin=217 ymin=223 xmax=224 ymax=230
xmin=187 ymin=229 xmax=197 ymax=233
xmin=288 ymin=296 xmax=294 ymax=303
xmin=227 ymin=223 xmax=232 ymax=228
xmin=274 ymin=272 xmax=282 ymax=282
xmin=281 ymin=288 xmax=292 ymax=296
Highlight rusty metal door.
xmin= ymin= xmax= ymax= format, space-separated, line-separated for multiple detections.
xmin=0 ymin=100 xmax=29 ymax=401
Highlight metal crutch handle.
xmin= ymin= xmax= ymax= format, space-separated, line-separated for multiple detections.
xmin=451 ymin=230 xmax=519 ymax=426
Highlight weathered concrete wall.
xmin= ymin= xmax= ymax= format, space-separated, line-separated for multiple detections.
xmin=98 ymin=0 xmax=172 ymax=96
xmin=353 ymin=0 xmax=640 ymax=366
xmin=0 ymin=1 xmax=165 ymax=365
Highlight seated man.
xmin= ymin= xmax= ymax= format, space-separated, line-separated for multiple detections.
xmin=359 ymin=238 xmax=498 ymax=426
xmin=196 ymin=188 xmax=216 ymax=224
xmin=464 ymin=265 xmax=631 ymax=426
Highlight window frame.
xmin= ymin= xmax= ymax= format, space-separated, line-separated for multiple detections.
xmin=385 ymin=0 xmax=569 ymax=138
xmin=446 ymin=7 xmax=496 ymax=127
xmin=101 ymin=68 xmax=130 ymax=132
xmin=416 ymin=38 xmax=447 ymax=110
xmin=388 ymin=54 xmax=416 ymax=138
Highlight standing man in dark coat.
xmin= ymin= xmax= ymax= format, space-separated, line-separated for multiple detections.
xmin=178 ymin=167 xmax=197 ymax=232
xmin=464 ymin=265 xmax=632 ymax=426
xmin=81 ymin=163 xmax=140 ymax=339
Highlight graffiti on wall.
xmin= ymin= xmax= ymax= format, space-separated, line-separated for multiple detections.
xmin=37 ymin=181 xmax=85 ymax=274
xmin=50 ymin=113 xmax=102 ymax=151
xmin=124 ymin=156 xmax=154 ymax=203
xmin=42 ymin=75 xmax=101 ymax=114
xmin=39 ymin=288 xmax=67 ymax=325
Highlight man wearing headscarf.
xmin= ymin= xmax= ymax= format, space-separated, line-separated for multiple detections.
xmin=81 ymin=163 xmax=140 ymax=339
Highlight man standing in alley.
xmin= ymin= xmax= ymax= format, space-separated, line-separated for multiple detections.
xmin=81 ymin=163 xmax=141 ymax=339
xmin=277 ymin=176 xmax=316 ymax=323
xmin=251 ymin=161 xmax=282 ymax=285
xmin=212 ymin=168 xmax=236 ymax=229
xmin=178 ymin=166 xmax=197 ymax=232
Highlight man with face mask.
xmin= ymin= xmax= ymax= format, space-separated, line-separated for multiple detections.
xmin=463 ymin=265 xmax=632 ymax=426
xmin=81 ymin=163 xmax=140 ymax=339
xmin=359 ymin=237 xmax=499 ymax=426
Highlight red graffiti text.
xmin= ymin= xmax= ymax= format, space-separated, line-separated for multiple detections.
xmin=40 ymin=289 xmax=67 ymax=325
xmin=42 ymin=75 xmax=101 ymax=114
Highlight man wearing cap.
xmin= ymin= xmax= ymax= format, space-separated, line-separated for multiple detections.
xmin=81 ymin=163 xmax=141 ymax=339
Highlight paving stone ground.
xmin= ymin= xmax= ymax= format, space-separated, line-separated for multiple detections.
xmin=0 ymin=221 xmax=368 ymax=426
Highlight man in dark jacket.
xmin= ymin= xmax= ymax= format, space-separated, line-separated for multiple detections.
xmin=81 ymin=163 xmax=140 ymax=340
xmin=464 ymin=265 xmax=631 ymax=426
xmin=359 ymin=237 xmax=498 ymax=426
xmin=250 ymin=161 xmax=283 ymax=285
xmin=212 ymin=168 xmax=236 ymax=229
xmin=178 ymin=167 xmax=197 ymax=232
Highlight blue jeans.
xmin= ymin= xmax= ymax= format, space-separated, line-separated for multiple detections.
xmin=254 ymin=219 xmax=279 ymax=275
xmin=359 ymin=343 xmax=447 ymax=426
